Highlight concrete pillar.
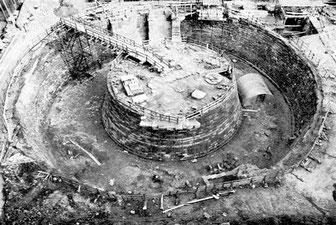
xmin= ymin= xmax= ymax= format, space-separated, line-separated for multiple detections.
xmin=148 ymin=8 xmax=172 ymax=45
xmin=171 ymin=16 xmax=182 ymax=43
xmin=112 ymin=11 xmax=143 ymax=44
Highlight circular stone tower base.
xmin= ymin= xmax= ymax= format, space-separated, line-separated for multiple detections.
xmin=102 ymin=43 xmax=242 ymax=161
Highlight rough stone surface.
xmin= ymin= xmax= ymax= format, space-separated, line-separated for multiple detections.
xmin=102 ymin=79 xmax=242 ymax=161
xmin=181 ymin=19 xmax=323 ymax=167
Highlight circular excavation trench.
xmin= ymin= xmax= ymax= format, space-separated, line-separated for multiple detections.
xmin=15 ymin=35 xmax=291 ymax=192
xmin=5 ymin=16 xmax=325 ymax=224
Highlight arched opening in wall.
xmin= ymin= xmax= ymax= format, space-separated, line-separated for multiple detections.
xmin=257 ymin=94 xmax=266 ymax=103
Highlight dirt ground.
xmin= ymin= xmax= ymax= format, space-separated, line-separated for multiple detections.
xmin=2 ymin=0 xmax=336 ymax=224
xmin=3 ymin=161 xmax=336 ymax=224
xmin=283 ymin=10 xmax=336 ymax=220
xmin=20 ymin=39 xmax=288 ymax=196
xmin=3 ymin=34 xmax=297 ymax=224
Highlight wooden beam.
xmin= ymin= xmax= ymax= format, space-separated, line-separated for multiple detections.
xmin=162 ymin=194 xmax=220 ymax=213
xmin=69 ymin=139 xmax=102 ymax=166
xmin=1 ymin=0 xmax=12 ymax=21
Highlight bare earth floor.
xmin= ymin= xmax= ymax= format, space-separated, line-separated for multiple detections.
xmin=34 ymin=44 xmax=293 ymax=196
xmin=4 ymin=0 xmax=336 ymax=224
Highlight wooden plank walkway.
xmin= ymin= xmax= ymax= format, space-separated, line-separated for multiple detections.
xmin=60 ymin=17 xmax=171 ymax=73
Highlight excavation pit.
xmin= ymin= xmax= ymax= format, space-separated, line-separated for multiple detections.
xmin=0 ymin=1 xmax=330 ymax=224
xmin=10 ymin=33 xmax=292 ymax=196
xmin=7 ymin=11 xmax=322 ymax=213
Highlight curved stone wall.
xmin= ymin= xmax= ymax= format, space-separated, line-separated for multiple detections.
xmin=102 ymin=76 xmax=242 ymax=161
xmin=180 ymin=19 xmax=323 ymax=166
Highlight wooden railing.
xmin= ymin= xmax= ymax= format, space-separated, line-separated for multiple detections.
xmin=1 ymin=22 xmax=63 ymax=141
xmin=116 ymin=35 xmax=236 ymax=121
xmin=182 ymin=38 xmax=235 ymax=119
xmin=115 ymin=97 xmax=182 ymax=124
xmin=84 ymin=0 xmax=197 ymax=21
xmin=62 ymin=15 xmax=325 ymax=139
xmin=0 ymin=22 xmax=63 ymax=164
xmin=60 ymin=17 xmax=171 ymax=73
xmin=107 ymin=52 xmax=181 ymax=124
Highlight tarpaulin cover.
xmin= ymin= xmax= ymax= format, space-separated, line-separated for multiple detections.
xmin=237 ymin=73 xmax=273 ymax=106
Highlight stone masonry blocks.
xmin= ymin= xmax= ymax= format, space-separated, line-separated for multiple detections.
xmin=102 ymin=78 xmax=242 ymax=161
